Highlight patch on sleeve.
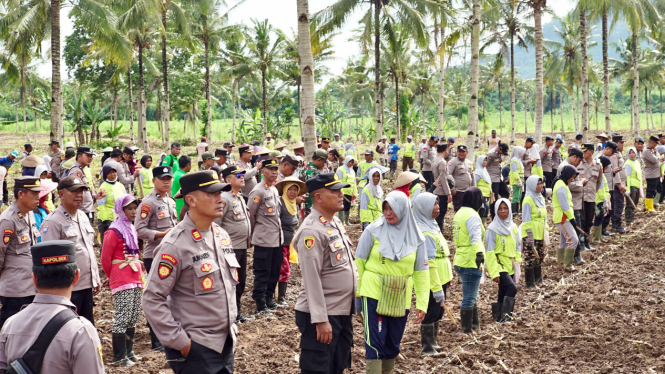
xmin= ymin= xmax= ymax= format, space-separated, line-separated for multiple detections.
xmin=200 ymin=263 xmax=213 ymax=272
xmin=253 ymin=195 xmax=260 ymax=204
xmin=304 ymin=236 xmax=315 ymax=250
xmin=98 ymin=345 xmax=103 ymax=362
xmin=161 ymin=253 xmax=178 ymax=265
xmin=3 ymin=229 xmax=13 ymax=245
xmin=158 ymin=262 xmax=173 ymax=279
xmin=41 ymin=224 xmax=49 ymax=234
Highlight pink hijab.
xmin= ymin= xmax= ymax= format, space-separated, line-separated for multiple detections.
xmin=108 ymin=194 xmax=140 ymax=254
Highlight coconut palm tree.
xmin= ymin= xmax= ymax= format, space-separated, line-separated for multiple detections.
xmin=526 ymin=0 xmax=547 ymax=143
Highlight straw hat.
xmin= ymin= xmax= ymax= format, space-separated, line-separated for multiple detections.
xmin=274 ymin=142 xmax=287 ymax=150
xmin=275 ymin=175 xmax=307 ymax=196
xmin=21 ymin=154 xmax=44 ymax=168
xmin=293 ymin=141 xmax=305 ymax=149
xmin=596 ymin=133 xmax=609 ymax=140
xmin=394 ymin=171 xmax=420 ymax=188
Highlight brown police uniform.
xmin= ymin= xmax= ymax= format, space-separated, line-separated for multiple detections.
xmin=236 ymin=160 xmax=258 ymax=199
xmin=64 ymin=161 xmax=97 ymax=218
xmin=485 ymin=148 xmax=503 ymax=183
xmin=135 ymin=190 xmax=178 ymax=271
xmin=116 ymin=160 xmax=134 ymax=192
xmin=49 ymin=149 xmax=64 ymax=181
xmin=447 ymin=156 xmax=473 ymax=211
xmin=40 ymin=204 xmax=100 ymax=324
xmin=577 ymin=157 xmax=602 ymax=234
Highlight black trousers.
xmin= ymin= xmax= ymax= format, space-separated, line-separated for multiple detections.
xmin=233 ymin=249 xmax=248 ymax=306
xmin=647 ymin=178 xmax=659 ymax=198
xmin=165 ymin=336 xmax=234 ymax=374
xmin=612 ymin=188 xmax=625 ymax=226
xmin=252 ymin=246 xmax=282 ymax=301
xmin=497 ymin=272 xmax=517 ymax=303
xmin=296 ymin=311 xmax=353 ymax=374
xmin=2 ymin=180 xmax=7 ymax=204
xmin=423 ymin=283 xmax=448 ymax=324
xmin=423 ymin=171 xmax=434 ymax=191
xmin=71 ymin=288 xmax=94 ymax=325
xmin=544 ymin=171 xmax=554 ymax=190
xmin=435 ymin=195 xmax=449 ymax=231
xmin=342 ymin=195 xmax=352 ymax=212
xmin=581 ymin=201 xmax=595 ymax=234
xmin=98 ymin=220 xmax=112 ymax=246
xmin=0 ymin=295 xmax=35 ymax=328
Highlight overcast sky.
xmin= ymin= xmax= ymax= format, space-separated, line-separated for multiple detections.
xmin=36 ymin=0 xmax=577 ymax=82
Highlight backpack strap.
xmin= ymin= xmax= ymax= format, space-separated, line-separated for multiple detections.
xmin=19 ymin=308 xmax=78 ymax=374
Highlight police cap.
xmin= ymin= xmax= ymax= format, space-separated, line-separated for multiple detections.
xmin=305 ymin=173 xmax=350 ymax=193
xmin=31 ymin=240 xmax=76 ymax=267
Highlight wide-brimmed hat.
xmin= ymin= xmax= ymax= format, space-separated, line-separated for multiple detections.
xmin=275 ymin=175 xmax=307 ymax=196
xmin=596 ymin=132 xmax=609 ymax=140
xmin=293 ymin=141 xmax=305 ymax=149
xmin=394 ymin=171 xmax=420 ymax=188
xmin=21 ymin=154 xmax=44 ymax=168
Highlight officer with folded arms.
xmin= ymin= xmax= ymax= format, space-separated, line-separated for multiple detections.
xmin=142 ymin=171 xmax=239 ymax=374
xmin=0 ymin=240 xmax=105 ymax=374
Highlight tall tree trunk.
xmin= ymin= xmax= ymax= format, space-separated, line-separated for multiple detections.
xmin=128 ymin=70 xmax=134 ymax=145
xmin=524 ymin=89 xmax=528 ymax=134
xmin=498 ymin=82 xmax=502 ymax=136
xmin=298 ymin=0 xmax=317 ymax=155
xmin=572 ymin=88 xmax=578 ymax=132
xmin=157 ymin=92 xmax=164 ymax=143
xmin=205 ymin=39 xmax=212 ymax=142
xmin=560 ymin=93 xmax=564 ymax=134
xmin=15 ymin=103 xmax=18 ymax=135
xmin=139 ymin=41 xmax=148 ymax=151
xmin=395 ymin=77 xmax=401 ymax=141
xmin=468 ymin=0 xmax=480 ymax=153
xmin=161 ymin=8 xmax=171 ymax=146
xmin=113 ymin=91 xmax=118 ymax=138
xmin=232 ymin=79 xmax=237 ymax=143
xmin=595 ymin=105 xmax=599 ymax=131
xmin=534 ymin=4 xmax=544 ymax=144
xmin=632 ymin=30 xmax=640 ymax=137
xmin=661 ymin=88 xmax=663 ymax=130
xmin=510 ymin=33 xmax=516 ymax=145
xmin=438 ymin=14 xmax=445 ymax=138
xmin=602 ymin=7 xmax=611 ymax=132
xmin=482 ymin=91 xmax=486 ymax=140
xmin=373 ymin=0 xmax=383 ymax=141
xmin=630 ymin=100 xmax=634 ymax=133
xmin=297 ymin=84 xmax=302 ymax=138
xmin=550 ymin=87 xmax=554 ymax=133
xmin=457 ymin=101 xmax=461 ymax=138
xmin=51 ymin=0 xmax=63 ymax=144
xmin=21 ymin=75 xmax=27 ymax=141
xmin=580 ymin=8 xmax=589 ymax=141
xmin=261 ymin=70 xmax=267 ymax=136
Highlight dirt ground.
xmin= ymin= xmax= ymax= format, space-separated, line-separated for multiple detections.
xmin=1 ymin=131 xmax=663 ymax=373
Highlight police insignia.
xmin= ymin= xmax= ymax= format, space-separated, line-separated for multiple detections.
xmin=304 ymin=236 xmax=315 ymax=250
xmin=214 ymin=226 xmax=221 ymax=235
xmin=191 ymin=229 xmax=203 ymax=241
xmin=161 ymin=253 xmax=178 ymax=264
xmin=42 ymin=224 xmax=49 ymax=234
xmin=158 ymin=262 xmax=173 ymax=279
xmin=221 ymin=238 xmax=231 ymax=246
xmin=267 ymin=207 xmax=273 ymax=213
xmin=3 ymin=229 xmax=12 ymax=245
xmin=336 ymin=252 xmax=342 ymax=261
xmin=234 ymin=269 xmax=239 ymax=281
xmin=201 ymin=276 xmax=213 ymax=290
xmin=20 ymin=235 xmax=29 ymax=242
xmin=200 ymin=263 xmax=212 ymax=272
xmin=319 ymin=216 xmax=328 ymax=224
xmin=157 ymin=211 xmax=166 ymax=218
xmin=236 ymin=214 xmax=242 ymax=220
xmin=232 ymin=200 xmax=238 ymax=204
xmin=253 ymin=196 xmax=260 ymax=203
xmin=334 ymin=241 xmax=342 ymax=249
xmin=140 ymin=204 xmax=150 ymax=219
xmin=327 ymin=230 xmax=333 ymax=235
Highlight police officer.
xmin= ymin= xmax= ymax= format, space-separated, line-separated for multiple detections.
xmin=432 ymin=143 xmax=452 ymax=230
xmin=134 ymin=166 xmax=176 ymax=349
xmin=210 ymin=148 xmax=229 ymax=177
xmin=236 ymin=145 xmax=260 ymax=201
xmin=216 ymin=166 xmax=253 ymax=323
xmin=578 ymin=144 xmax=602 ymax=251
xmin=118 ymin=147 xmax=139 ymax=193
xmin=40 ymin=175 xmax=100 ymax=324
xmin=486 ymin=143 xmax=509 ymax=208
xmin=48 ymin=140 xmax=64 ymax=182
xmin=248 ymin=159 xmax=283 ymax=315
xmin=294 ymin=173 xmax=357 ymax=374
xmin=277 ymin=154 xmax=299 ymax=183
xmin=422 ymin=136 xmax=438 ymax=190
xmin=0 ymin=177 xmax=42 ymax=328
xmin=447 ymin=145 xmax=474 ymax=212
xmin=63 ymin=147 xmax=106 ymax=223
xmin=610 ymin=135 xmax=628 ymax=233
xmin=0 ymin=240 xmax=105 ymax=373
xmin=142 ymin=171 xmax=238 ymax=374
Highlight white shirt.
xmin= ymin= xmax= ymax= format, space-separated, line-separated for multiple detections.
xmin=196 ymin=142 xmax=208 ymax=162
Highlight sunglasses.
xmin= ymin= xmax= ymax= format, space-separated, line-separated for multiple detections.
xmin=235 ymin=173 xmax=245 ymax=178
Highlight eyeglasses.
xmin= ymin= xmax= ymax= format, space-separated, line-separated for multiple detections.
xmin=236 ymin=173 xmax=245 ymax=178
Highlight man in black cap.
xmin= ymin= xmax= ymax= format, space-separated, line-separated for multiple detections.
xmin=104 ymin=148 xmax=122 ymax=166
xmin=542 ymin=136 xmax=555 ymax=191
xmin=422 ymin=136 xmax=438 ymax=190
xmin=223 ymin=142 xmax=236 ymax=165
xmin=610 ymin=135 xmax=628 ymax=233
xmin=142 ymin=171 xmax=238 ymax=374
xmin=293 ymin=173 xmax=356 ymax=374
xmin=210 ymin=149 xmax=228 ymax=177
xmin=600 ymin=142 xmax=622 ymax=235
xmin=486 ymin=142 xmax=510 ymax=217
xmin=634 ymin=137 xmax=645 ymax=165
xmin=48 ymin=140 xmax=64 ymax=183
xmin=63 ymin=147 xmax=105 ymax=223
xmin=40 ymin=175 xmax=100 ymax=324
xmin=569 ymin=134 xmax=583 ymax=151
xmin=0 ymin=240 xmax=105 ymax=373
xmin=118 ymin=146 xmax=140 ymax=193
xmin=659 ymin=133 xmax=665 ymax=146
xmin=321 ymin=137 xmax=331 ymax=151
xmin=277 ymin=154 xmax=299 ymax=183
xmin=236 ymin=145 xmax=260 ymax=201
xmin=444 ymin=137 xmax=456 ymax=162
xmin=247 ymin=159 xmax=283 ymax=315
xmin=448 ymin=145 xmax=474 ymax=211
xmin=217 ymin=166 xmax=253 ymax=323
xmin=522 ymin=137 xmax=537 ymax=191
xmin=578 ymin=143 xmax=602 ymax=252
xmin=19 ymin=143 xmax=32 ymax=161
xmin=644 ymin=136 xmax=662 ymax=211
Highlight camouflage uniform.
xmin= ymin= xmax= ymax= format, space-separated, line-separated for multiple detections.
xmin=299 ymin=162 xmax=325 ymax=216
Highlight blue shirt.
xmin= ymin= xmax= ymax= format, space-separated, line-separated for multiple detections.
xmin=0 ymin=156 xmax=14 ymax=167
xmin=388 ymin=144 xmax=401 ymax=161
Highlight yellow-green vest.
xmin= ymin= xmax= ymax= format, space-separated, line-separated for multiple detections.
xmin=98 ymin=182 xmax=127 ymax=221
xmin=625 ymin=159 xmax=642 ymax=189
xmin=452 ymin=207 xmax=486 ymax=269
xmin=553 ymin=179 xmax=573 ymax=224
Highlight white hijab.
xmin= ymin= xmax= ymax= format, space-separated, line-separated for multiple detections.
xmin=367 ymin=191 xmax=425 ymax=262
xmin=413 ymin=192 xmax=439 ymax=235
xmin=525 ymin=175 xmax=546 ymax=208
xmin=530 ymin=143 xmax=541 ymax=160
xmin=510 ymin=146 xmax=526 ymax=162
xmin=366 ymin=166 xmax=383 ymax=199
xmin=341 ymin=155 xmax=355 ymax=175
xmin=474 ymin=155 xmax=492 ymax=185
xmin=487 ymin=198 xmax=515 ymax=236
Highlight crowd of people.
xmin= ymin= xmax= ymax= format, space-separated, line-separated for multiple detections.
xmin=0 ymin=129 xmax=662 ymax=374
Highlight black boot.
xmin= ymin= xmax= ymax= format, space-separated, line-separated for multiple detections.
xmin=534 ymin=265 xmax=545 ymax=286
xmin=420 ymin=324 xmax=437 ymax=355
xmin=112 ymin=333 xmax=134 ymax=367
xmin=125 ymin=328 xmax=141 ymax=361
xmin=612 ymin=224 xmax=627 ymax=233
xmin=491 ymin=302 xmax=502 ymax=322
xmin=584 ymin=235 xmax=594 ymax=250
xmin=432 ymin=322 xmax=441 ymax=349
xmin=266 ymin=296 xmax=278 ymax=310
xmin=472 ymin=306 xmax=479 ymax=330
xmin=255 ymin=298 xmax=273 ymax=316
xmin=277 ymin=282 xmax=287 ymax=305
xmin=500 ymin=296 xmax=516 ymax=322
xmin=579 ymin=235 xmax=588 ymax=251
xmin=524 ymin=267 xmax=538 ymax=289
xmin=460 ymin=308 xmax=474 ymax=333
xmin=574 ymin=243 xmax=585 ymax=264
xmin=236 ymin=304 xmax=255 ymax=324
xmin=149 ymin=328 xmax=163 ymax=351
xmin=602 ymin=226 xmax=614 ymax=237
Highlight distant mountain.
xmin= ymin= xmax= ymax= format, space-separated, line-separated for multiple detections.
xmin=510 ymin=19 xmax=631 ymax=79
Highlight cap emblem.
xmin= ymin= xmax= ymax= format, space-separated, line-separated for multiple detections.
xmin=74 ymin=179 xmax=81 ymax=184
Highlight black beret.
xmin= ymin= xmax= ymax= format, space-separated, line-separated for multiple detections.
xmin=305 ymin=172 xmax=350 ymax=193
xmin=568 ymin=148 xmax=584 ymax=158
xmin=152 ymin=166 xmax=174 ymax=179
xmin=174 ymin=171 xmax=231 ymax=198
xmin=31 ymin=240 xmax=76 ymax=266
xmin=221 ymin=166 xmax=242 ymax=180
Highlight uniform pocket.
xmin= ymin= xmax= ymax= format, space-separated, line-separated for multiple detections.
xmin=328 ymin=240 xmax=348 ymax=267
xmin=224 ymin=254 xmax=240 ymax=286
xmin=192 ymin=259 xmax=221 ymax=295
xmin=265 ymin=202 xmax=276 ymax=216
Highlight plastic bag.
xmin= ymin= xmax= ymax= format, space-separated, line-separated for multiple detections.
xmin=288 ymin=242 xmax=298 ymax=264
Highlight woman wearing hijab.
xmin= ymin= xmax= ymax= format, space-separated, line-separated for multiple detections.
xmin=336 ymin=155 xmax=357 ymax=225
xmin=343 ymin=143 xmax=358 ymax=173
xmin=34 ymin=165 xmax=56 ymax=212
xmin=530 ymin=144 xmax=544 ymax=179
xmin=474 ymin=155 xmax=493 ymax=222
xmin=138 ymin=155 xmax=154 ymax=197
xmin=624 ymin=147 xmax=642 ymax=225
xmin=509 ymin=147 xmax=526 ymax=214
xmin=355 ymin=191 xmax=429 ymax=373
xmin=276 ymin=176 xmax=306 ymax=305
xmin=101 ymin=194 xmax=143 ymax=367
xmin=553 ymin=165 xmax=580 ymax=271
xmin=413 ymin=193 xmax=451 ymax=355
xmin=34 ymin=179 xmax=58 ymax=241
xmin=97 ymin=162 xmax=129 ymax=244
xmin=522 ymin=175 xmax=548 ymax=288
xmin=591 ymin=156 xmax=612 ymax=243
xmin=359 ymin=166 xmax=384 ymax=230
xmin=485 ymin=198 xmax=521 ymax=322
xmin=452 ymin=186 xmax=485 ymax=333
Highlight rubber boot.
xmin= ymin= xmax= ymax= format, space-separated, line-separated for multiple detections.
xmin=584 ymin=235 xmax=594 ymax=250
xmin=277 ymin=282 xmax=287 ymax=305
xmin=534 ymin=265 xmax=546 ymax=286
xmin=112 ymin=333 xmax=134 ymax=367
xmin=573 ymin=244 xmax=585 ymax=264
xmin=266 ymin=295 xmax=278 ymax=309
xmin=646 ymin=198 xmax=655 ymax=212
xmin=579 ymin=235 xmax=588 ymax=252
xmin=655 ymin=193 xmax=662 ymax=208
xmin=511 ymin=203 xmax=518 ymax=218
xmin=338 ymin=211 xmax=345 ymax=222
xmin=382 ymin=358 xmax=396 ymax=374
xmin=612 ymin=224 xmax=627 ymax=233
xmin=344 ymin=211 xmax=351 ymax=226
xmin=420 ymin=324 xmax=437 ymax=355
xmin=472 ymin=306 xmax=479 ymax=330
xmin=557 ymin=248 xmax=565 ymax=269
xmin=563 ymin=247 xmax=576 ymax=272
xmin=432 ymin=322 xmax=441 ymax=349
xmin=491 ymin=302 xmax=502 ymax=322
xmin=255 ymin=298 xmax=273 ymax=316
xmin=500 ymin=296 xmax=516 ymax=322
xmin=460 ymin=308 xmax=474 ymax=333
xmin=125 ymin=328 xmax=141 ymax=361
xmin=591 ymin=226 xmax=602 ymax=243
xmin=524 ymin=267 xmax=538 ymax=289
xmin=602 ymin=226 xmax=614 ymax=237
xmin=365 ymin=359 xmax=382 ymax=374
xmin=149 ymin=328 xmax=163 ymax=351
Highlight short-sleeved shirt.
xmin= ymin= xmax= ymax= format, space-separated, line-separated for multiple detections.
xmin=247 ymin=183 xmax=282 ymax=247
xmin=448 ymin=157 xmax=473 ymax=192
xmin=134 ymin=190 xmax=178 ymax=259
xmin=196 ymin=142 xmax=208 ymax=162
xmin=215 ymin=190 xmax=251 ymax=250
xmin=0 ymin=203 xmax=38 ymax=297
